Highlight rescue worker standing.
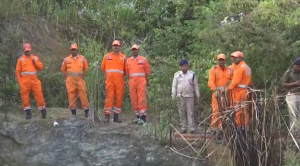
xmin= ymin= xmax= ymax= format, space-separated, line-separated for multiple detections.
xmin=61 ymin=43 xmax=89 ymax=117
xmin=207 ymin=54 xmax=232 ymax=131
xmin=15 ymin=43 xmax=47 ymax=119
xmin=126 ymin=44 xmax=150 ymax=123
xmin=172 ymin=59 xmax=200 ymax=134
xmin=101 ymin=40 xmax=126 ymax=123
xmin=282 ymin=56 xmax=300 ymax=137
xmin=226 ymin=51 xmax=251 ymax=130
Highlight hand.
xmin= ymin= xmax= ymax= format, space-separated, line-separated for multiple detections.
xmin=295 ymin=80 xmax=300 ymax=86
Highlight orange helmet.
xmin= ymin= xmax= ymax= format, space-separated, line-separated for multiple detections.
xmin=230 ymin=51 xmax=244 ymax=58
xmin=131 ymin=44 xmax=139 ymax=50
xmin=70 ymin=43 xmax=78 ymax=50
xmin=23 ymin=43 xmax=31 ymax=52
xmin=217 ymin=54 xmax=226 ymax=60
xmin=112 ymin=40 xmax=121 ymax=46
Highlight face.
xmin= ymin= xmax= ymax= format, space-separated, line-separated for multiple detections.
xmin=112 ymin=45 xmax=120 ymax=52
xmin=180 ymin=64 xmax=188 ymax=73
xmin=131 ymin=49 xmax=139 ymax=56
xmin=24 ymin=51 xmax=31 ymax=56
xmin=230 ymin=56 xmax=234 ymax=63
xmin=233 ymin=57 xmax=243 ymax=64
xmin=217 ymin=59 xmax=225 ymax=67
xmin=293 ymin=64 xmax=300 ymax=72
xmin=71 ymin=49 xmax=78 ymax=56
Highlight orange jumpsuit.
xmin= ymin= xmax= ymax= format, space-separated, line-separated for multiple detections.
xmin=15 ymin=54 xmax=46 ymax=111
xmin=126 ymin=55 xmax=150 ymax=116
xmin=207 ymin=66 xmax=232 ymax=128
xmin=61 ymin=55 xmax=89 ymax=110
xmin=227 ymin=61 xmax=251 ymax=129
xmin=101 ymin=52 xmax=126 ymax=115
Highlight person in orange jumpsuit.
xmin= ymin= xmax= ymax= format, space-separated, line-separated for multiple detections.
xmin=126 ymin=44 xmax=150 ymax=123
xmin=207 ymin=54 xmax=232 ymax=131
xmin=61 ymin=43 xmax=89 ymax=117
xmin=226 ymin=51 xmax=251 ymax=130
xmin=101 ymin=40 xmax=126 ymax=123
xmin=15 ymin=43 xmax=47 ymax=119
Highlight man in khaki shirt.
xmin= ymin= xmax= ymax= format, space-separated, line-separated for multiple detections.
xmin=282 ymin=56 xmax=300 ymax=137
xmin=172 ymin=59 xmax=200 ymax=134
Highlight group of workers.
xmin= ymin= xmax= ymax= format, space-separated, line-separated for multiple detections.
xmin=15 ymin=41 xmax=299 ymax=137
xmin=15 ymin=40 xmax=150 ymax=124
xmin=172 ymin=51 xmax=251 ymax=134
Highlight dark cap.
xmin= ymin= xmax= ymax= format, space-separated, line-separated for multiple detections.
xmin=179 ymin=59 xmax=188 ymax=66
xmin=293 ymin=56 xmax=300 ymax=65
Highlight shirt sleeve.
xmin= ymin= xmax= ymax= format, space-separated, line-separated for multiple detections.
xmin=207 ymin=68 xmax=216 ymax=91
xmin=33 ymin=55 xmax=43 ymax=70
xmin=281 ymin=70 xmax=290 ymax=84
xmin=101 ymin=54 xmax=107 ymax=73
xmin=228 ymin=67 xmax=243 ymax=90
xmin=143 ymin=58 xmax=151 ymax=78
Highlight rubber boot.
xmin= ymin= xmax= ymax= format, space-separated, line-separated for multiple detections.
xmin=113 ymin=113 xmax=122 ymax=123
xmin=104 ymin=114 xmax=110 ymax=123
xmin=41 ymin=109 xmax=47 ymax=119
xmin=84 ymin=109 xmax=89 ymax=118
xmin=140 ymin=115 xmax=146 ymax=123
xmin=71 ymin=109 xmax=76 ymax=116
xmin=25 ymin=109 xmax=31 ymax=119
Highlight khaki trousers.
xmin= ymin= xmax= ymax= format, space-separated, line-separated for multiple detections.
xmin=286 ymin=93 xmax=300 ymax=136
xmin=177 ymin=97 xmax=195 ymax=131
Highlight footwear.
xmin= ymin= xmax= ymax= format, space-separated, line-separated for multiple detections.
xmin=25 ymin=109 xmax=31 ymax=119
xmin=140 ymin=115 xmax=146 ymax=123
xmin=84 ymin=109 xmax=89 ymax=118
xmin=104 ymin=114 xmax=110 ymax=123
xmin=113 ymin=113 xmax=122 ymax=123
xmin=180 ymin=129 xmax=187 ymax=134
xmin=71 ymin=109 xmax=76 ymax=116
xmin=133 ymin=115 xmax=140 ymax=124
xmin=41 ymin=109 xmax=47 ymax=119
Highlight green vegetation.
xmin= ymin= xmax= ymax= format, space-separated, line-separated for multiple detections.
xmin=1 ymin=0 xmax=300 ymax=165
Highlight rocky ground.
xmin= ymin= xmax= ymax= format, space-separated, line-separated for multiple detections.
xmin=0 ymin=108 xmax=205 ymax=166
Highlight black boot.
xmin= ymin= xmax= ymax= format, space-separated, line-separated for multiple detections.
xmin=25 ymin=109 xmax=31 ymax=119
xmin=71 ymin=109 xmax=76 ymax=115
xmin=84 ymin=109 xmax=89 ymax=118
xmin=41 ymin=109 xmax=47 ymax=119
xmin=113 ymin=113 xmax=122 ymax=123
xmin=104 ymin=114 xmax=110 ymax=123
xmin=133 ymin=115 xmax=140 ymax=124
xmin=140 ymin=115 xmax=146 ymax=123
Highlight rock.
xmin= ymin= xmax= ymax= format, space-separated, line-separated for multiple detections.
xmin=0 ymin=117 xmax=206 ymax=166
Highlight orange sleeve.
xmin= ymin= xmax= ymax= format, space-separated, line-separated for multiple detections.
xmin=101 ymin=54 xmax=106 ymax=73
xmin=61 ymin=58 xmax=67 ymax=76
xmin=207 ymin=68 xmax=216 ymax=91
xmin=15 ymin=58 xmax=21 ymax=84
xmin=83 ymin=57 xmax=89 ymax=74
xmin=34 ymin=56 xmax=43 ymax=70
xmin=144 ymin=58 xmax=150 ymax=78
xmin=228 ymin=67 xmax=243 ymax=90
